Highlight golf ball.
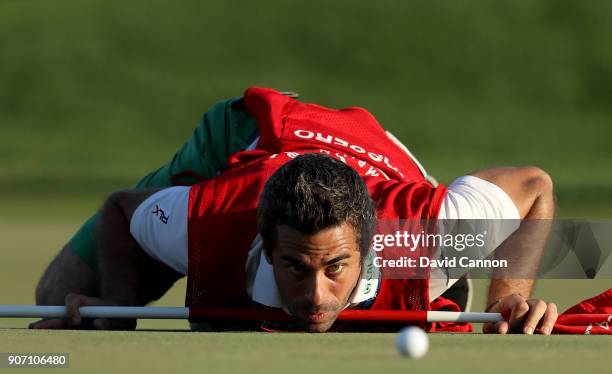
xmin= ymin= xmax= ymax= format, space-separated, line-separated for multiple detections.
xmin=395 ymin=326 xmax=429 ymax=358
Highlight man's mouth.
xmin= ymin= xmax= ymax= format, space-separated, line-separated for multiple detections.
xmin=304 ymin=311 xmax=331 ymax=323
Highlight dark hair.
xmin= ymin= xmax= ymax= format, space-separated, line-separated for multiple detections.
xmin=258 ymin=153 xmax=376 ymax=259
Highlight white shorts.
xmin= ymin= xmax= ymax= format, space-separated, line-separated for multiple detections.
xmin=129 ymin=186 xmax=190 ymax=275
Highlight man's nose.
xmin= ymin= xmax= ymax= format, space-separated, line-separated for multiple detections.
xmin=305 ymin=272 xmax=328 ymax=308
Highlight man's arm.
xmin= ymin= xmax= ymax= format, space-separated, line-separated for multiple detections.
xmin=471 ymin=166 xmax=558 ymax=334
xmin=98 ymin=189 xmax=161 ymax=299
xmin=43 ymin=188 xmax=163 ymax=330
xmin=81 ymin=188 xmax=163 ymax=329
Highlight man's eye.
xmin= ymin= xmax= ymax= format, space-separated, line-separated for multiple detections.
xmin=288 ymin=264 xmax=304 ymax=274
xmin=326 ymin=264 xmax=344 ymax=274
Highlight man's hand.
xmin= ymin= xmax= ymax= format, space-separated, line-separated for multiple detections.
xmin=28 ymin=293 xmax=136 ymax=330
xmin=483 ymin=294 xmax=558 ymax=335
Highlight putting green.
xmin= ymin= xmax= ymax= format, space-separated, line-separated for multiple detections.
xmin=1 ymin=330 xmax=610 ymax=374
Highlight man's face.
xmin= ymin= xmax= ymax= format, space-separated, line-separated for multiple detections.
xmin=267 ymin=223 xmax=362 ymax=332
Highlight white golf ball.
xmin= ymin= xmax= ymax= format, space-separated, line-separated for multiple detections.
xmin=395 ymin=326 xmax=429 ymax=358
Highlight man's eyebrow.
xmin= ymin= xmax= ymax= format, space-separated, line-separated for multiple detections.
xmin=279 ymin=255 xmax=302 ymax=264
xmin=279 ymin=253 xmax=352 ymax=265
xmin=324 ymin=254 xmax=351 ymax=265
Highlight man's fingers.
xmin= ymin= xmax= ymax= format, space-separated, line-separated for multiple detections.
xmin=538 ymin=302 xmax=558 ymax=335
xmin=522 ymin=299 xmax=548 ymax=334
xmin=487 ymin=295 xmax=558 ymax=335
xmin=483 ymin=321 xmax=508 ymax=334
xmin=65 ymin=293 xmax=84 ymax=326
xmin=492 ymin=294 xmax=532 ymax=333
xmin=482 ymin=322 xmax=494 ymax=334
xmin=494 ymin=293 xmax=523 ymax=313
xmin=65 ymin=293 xmax=106 ymax=327
xmin=33 ymin=295 xmax=124 ymax=330
xmin=503 ymin=297 xmax=530 ymax=333
xmin=28 ymin=318 xmax=70 ymax=330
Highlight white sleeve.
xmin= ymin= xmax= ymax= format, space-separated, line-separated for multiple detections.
xmin=129 ymin=186 xmax=190 ymax=275
xmin=437 ymin=175 xmax=520 ymax=220
xmin=430 ymin=175 xmax=521 ymax=301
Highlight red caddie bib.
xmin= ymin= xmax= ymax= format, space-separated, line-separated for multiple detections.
xmin=186 ymin=87 xmax=447 ymax=328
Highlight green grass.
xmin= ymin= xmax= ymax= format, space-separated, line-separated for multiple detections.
xmin=1 ymin=1 xmax=612 ymax=372
xmin=1 ymin=0 xmax=611 ymax=216
xmin=1 ymin=331 xmax=611 ymax=374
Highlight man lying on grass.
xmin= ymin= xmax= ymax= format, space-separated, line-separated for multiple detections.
xmin=32 ymin=87 xmax=557 ymax=333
